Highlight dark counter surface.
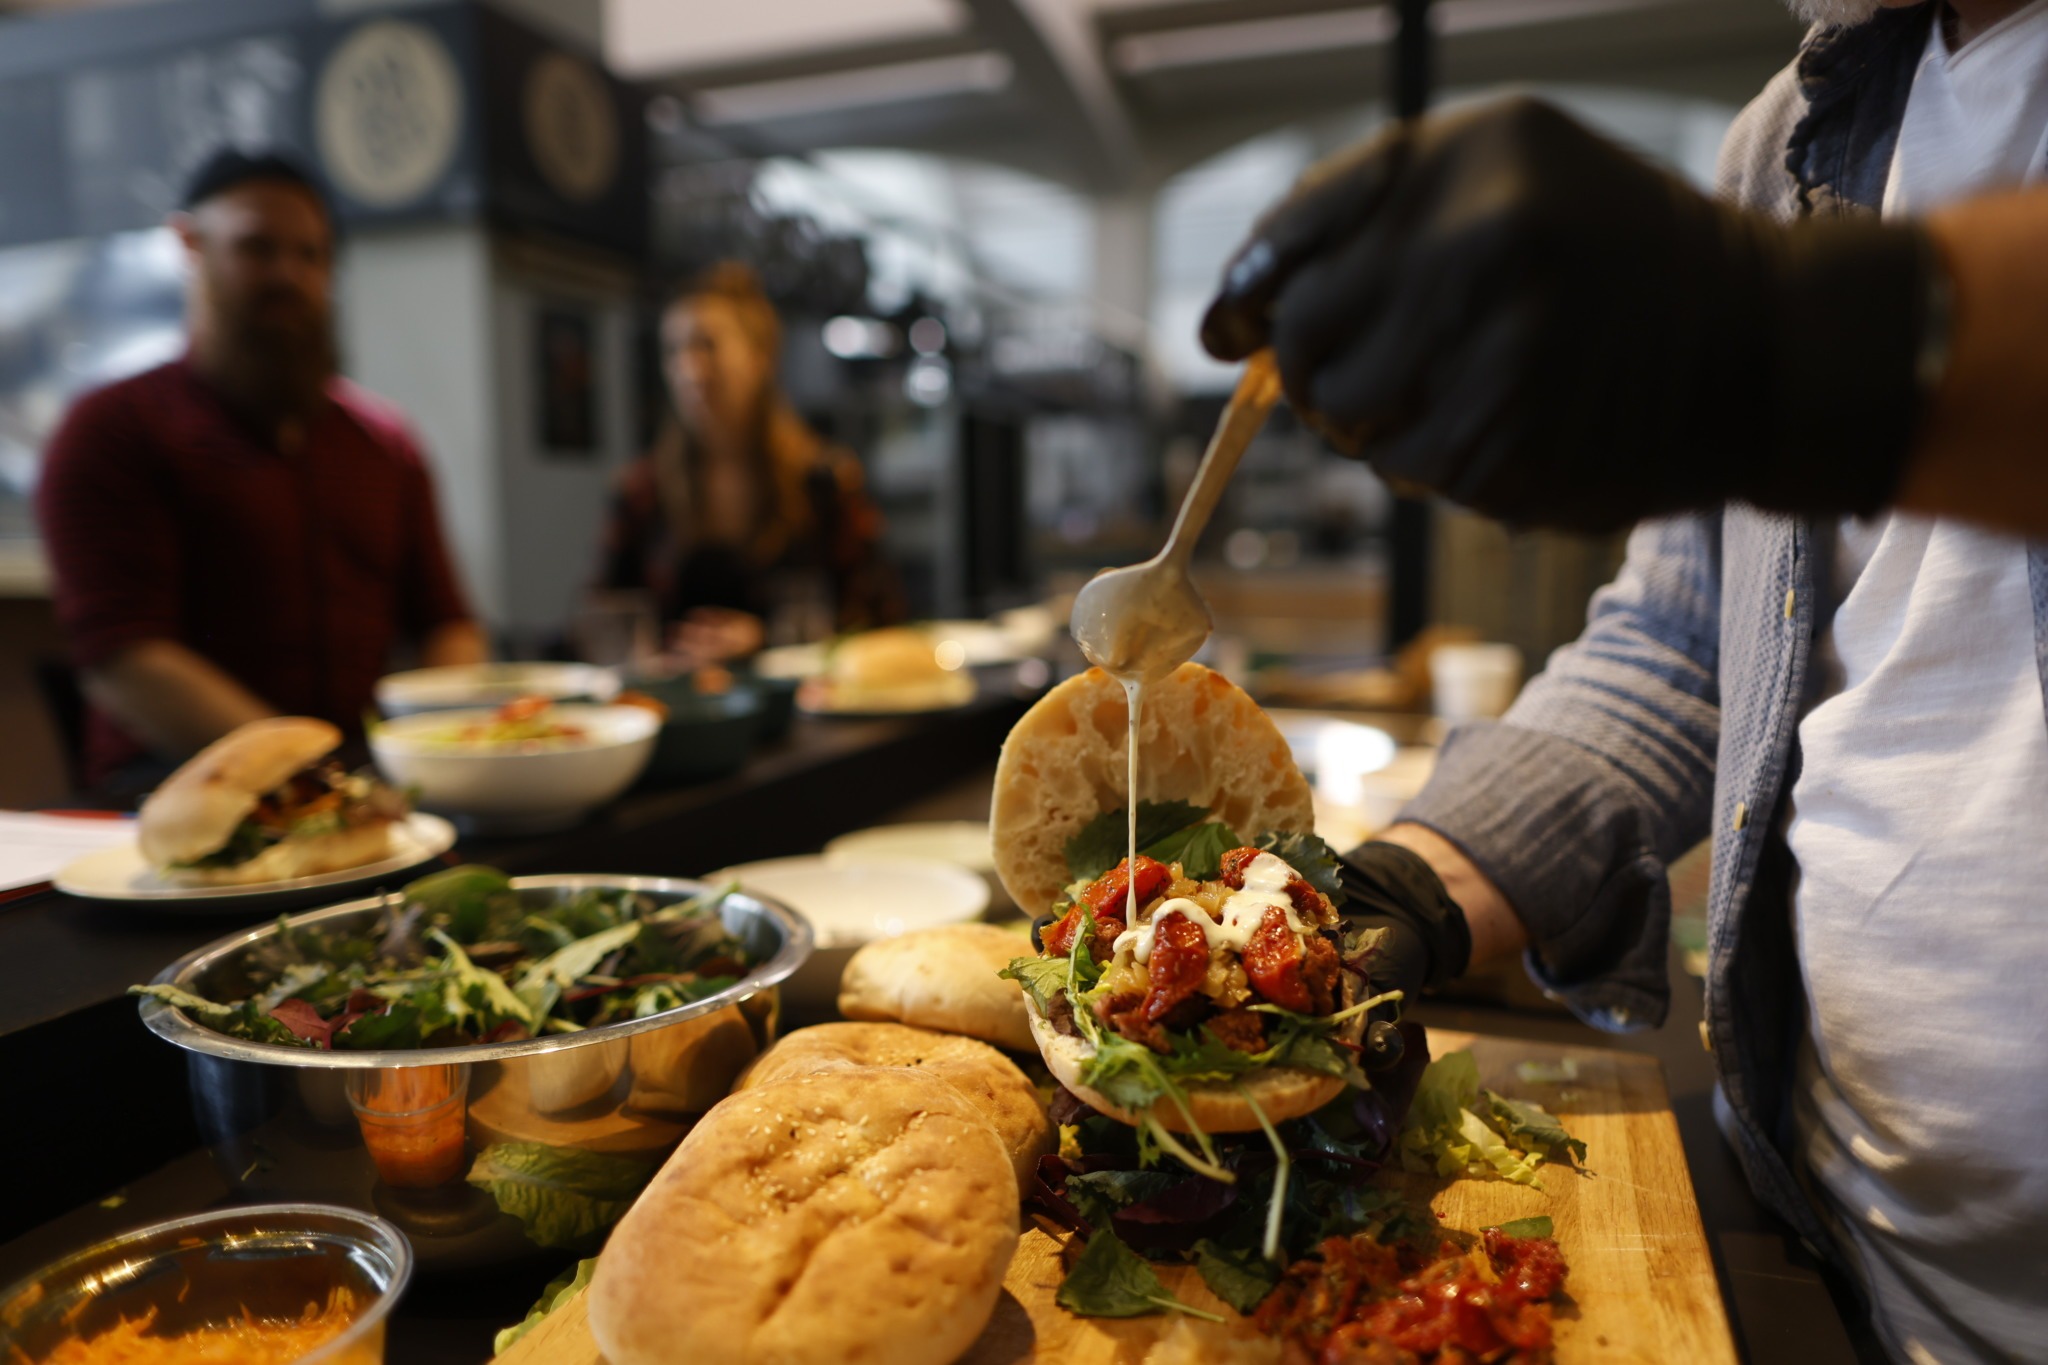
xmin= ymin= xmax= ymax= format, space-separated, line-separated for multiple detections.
xmin=0 ymin=695 xmax=1026 ymax=1042
xmin=0 ymin=718 xmax=1874 ymax=1364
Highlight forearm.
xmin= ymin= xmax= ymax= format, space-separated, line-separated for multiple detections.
xmin=1893 ymin=191 xmax=2048 ymax=537
xmin=1376 ymin=822 xmax=1527 ymax=969
xmin=421 ymin=620 xmax=488 ymax=668
xmin=83 ymin=640 xmax=274 ymax=759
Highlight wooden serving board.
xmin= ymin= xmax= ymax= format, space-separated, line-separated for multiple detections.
xmin=493 ymin=1029 xmax=1736 ymax=1365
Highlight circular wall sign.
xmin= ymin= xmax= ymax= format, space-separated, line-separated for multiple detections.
xmin=523 ymin=52 xmax=619 ymax=204
xmin=316 ymin=20 xmax=463 ymax=210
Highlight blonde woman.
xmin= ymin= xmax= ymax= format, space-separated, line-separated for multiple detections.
xmin=597 ymin=263 xmax=900 ymax=665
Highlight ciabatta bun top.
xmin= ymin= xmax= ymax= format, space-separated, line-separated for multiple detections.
xmin=138 ymin=718 xmax=342 ymax=866
xmin=991 ymin=664 xmax=1315 ymax=917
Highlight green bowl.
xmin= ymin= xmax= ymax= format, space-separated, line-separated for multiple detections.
xmin=629 ymin=685 xmax=763 ymax=788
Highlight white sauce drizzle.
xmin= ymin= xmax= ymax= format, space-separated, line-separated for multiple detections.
xmin=1112 ymin=851 xmax=1307 ymax=966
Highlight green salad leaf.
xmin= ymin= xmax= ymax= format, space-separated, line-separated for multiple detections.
xmin=1192 ymin=1237 xmax=1282 ymax=1315
xmin=128 ymin=984 xmax=307 ymax=1048
xmin=492 ymin=1257 xmax=597 ymax=1355
xmin=1484 ymin=1090 xmax=1588 ymax=1165
xmin=466 ymin=1142 xmax=656 ymax=1251
xmin=1056 ymin=1231 xmax=1222 ymax=1321
xmin=1252 ymin=830 xmax=1346 ymax=901
xmin=1143 ymin=821 xmax=1240 ymax=881
xmin=1063 ymin=1169 xmax=1180 ymax=1232
xmin=1398 ymin=1051 xmax=1578 ymax=1188
xmin=1065 ymin=800 xmax=1210 ymax=881
xmin=1491 ymin=1215 xmax=1555 ymax=1240
xmin=999 ymin=956 xmax=1072 ymax=1015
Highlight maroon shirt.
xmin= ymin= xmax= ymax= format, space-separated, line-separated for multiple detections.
xmin=35 ymin=357 xmax=473 ymax=784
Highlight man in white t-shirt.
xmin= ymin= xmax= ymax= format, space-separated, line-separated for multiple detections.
xmin=1198 ymin=2 xmax=2048 ymax=1360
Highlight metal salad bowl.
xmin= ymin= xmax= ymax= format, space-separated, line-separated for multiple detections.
xmin=137 ymin=875 xmax=813 ymax=1272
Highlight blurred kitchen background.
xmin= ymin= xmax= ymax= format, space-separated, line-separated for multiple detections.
xmin=0 ymin=0 xmax=1806 ymax=809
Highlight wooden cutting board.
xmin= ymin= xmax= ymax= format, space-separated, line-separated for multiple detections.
xmin=493 ymin=1028 xmax=1736 ymax=1365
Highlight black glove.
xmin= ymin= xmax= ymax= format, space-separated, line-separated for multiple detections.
xmin=1201 ymin=95 xmax=1942 ymax=533
xmin=1339 ymin=841 xmax=1474 ymax=1070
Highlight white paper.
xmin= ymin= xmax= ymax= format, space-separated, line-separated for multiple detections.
xmin=0 ymin=811 xmax=136 ymax=893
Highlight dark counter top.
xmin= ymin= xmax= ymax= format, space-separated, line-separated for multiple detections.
xmin=0 ymin=723 xmax=1878 ymax=1364
xmin=0 ymin=695 xmax=1027 ymax=1042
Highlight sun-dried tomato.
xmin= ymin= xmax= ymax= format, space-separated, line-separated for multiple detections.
xmin=1141 ymin=911 xmax=1209 ymax=1022
xmin=1082 ymin=855 xmax=1171 ymax=918
xmin=1243 ymin=906 xmax=1313 ymax=1012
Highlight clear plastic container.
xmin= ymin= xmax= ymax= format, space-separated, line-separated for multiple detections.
xmin=0 ymin=1204 xmax=412 ymax=1364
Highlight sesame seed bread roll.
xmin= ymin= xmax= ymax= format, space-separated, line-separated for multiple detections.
xmin=738 ymin=1021 xmax=1052 ymax=1191
xmin=587 ymin=1068 xmax=1016 ymax=1365
xmin=837 ymin=923 xmax=1035 ymax=1052
xmin=991 ymin=664 xmax=1315 ymax=917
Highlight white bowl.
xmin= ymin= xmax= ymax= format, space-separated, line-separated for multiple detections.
xmin=374 ymin=662 xmax=621 ymax=716
xmin=712 ymin=856 xmax=990 ymax=1012
xmin=370 ymin=704 xmax=658 ymax=831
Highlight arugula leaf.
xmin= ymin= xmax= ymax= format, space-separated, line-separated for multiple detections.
xmin=1484 ymin=1090 xmax=1587 ymax=1165
xmin=466 ymin=1142 xmax=655 ymax=1250
xmin=1192 ymin=1237 xmax=1281 ymax=1314
xmin=1144 ymin=822 xmax=1239 ymax=880
xmin=493 ymin=1258 xmax=597 ymax=1356
xmin=1055 ymin=1231 xmax=1220 ymax=1321
xmin=1000 ymin=956 xmax=1071 ymax=1015
xmin=1065 ymin=800 xmax=1210 ymax=881
xmin=1253 ymin=831 xmax=1345 ymax=902
xmin=1492 ymin=1215 xmax=1555 ymax=1239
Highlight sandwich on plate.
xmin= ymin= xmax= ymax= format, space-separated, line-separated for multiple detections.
xmin=138 ymin=717 xmax=412 ymax=885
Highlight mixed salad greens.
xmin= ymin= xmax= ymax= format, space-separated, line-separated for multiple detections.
xmin=131 ymin=865 xmax=753 ymax=1050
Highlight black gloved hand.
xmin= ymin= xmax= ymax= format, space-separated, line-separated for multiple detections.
xmin=1339 ymin=841 xmax=1474 ymax=1070
xmin=1201 ymin=95 xmax=1941 ymax=533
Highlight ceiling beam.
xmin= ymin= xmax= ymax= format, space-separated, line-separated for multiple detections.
xmin=957 ymin=0 xmax=1140 ymax=191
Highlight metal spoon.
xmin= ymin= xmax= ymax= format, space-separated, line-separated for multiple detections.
xmin=1071 ymin=351 xmax=1282 ymax=680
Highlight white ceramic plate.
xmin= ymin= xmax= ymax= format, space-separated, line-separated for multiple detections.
xmin=824 ymin=821 xmax=994 ymax=874
xmin=714 ymin=855 xmax=990 ymax=1012
xmin=715 ymin=855 xmax=989 ymax=948
xmin=54 ymin=813 xmax=457 ymax=907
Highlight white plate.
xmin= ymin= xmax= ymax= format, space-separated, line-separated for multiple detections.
xmin=824 ymin=821 xmax=994 ymax=873
xmin=715 ymin=855 xmax=989 ymax=948
xmin=54 ymin=813 xmax=457 ymax=907
xmin=714 ymin=855 xmax=989 ymax=1013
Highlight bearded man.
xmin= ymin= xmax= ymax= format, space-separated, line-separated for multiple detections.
xmin=36 ymin=150 xmax=485 ymax=795
xmin=1201 ymin=2 xmax=2048 ymax=1361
